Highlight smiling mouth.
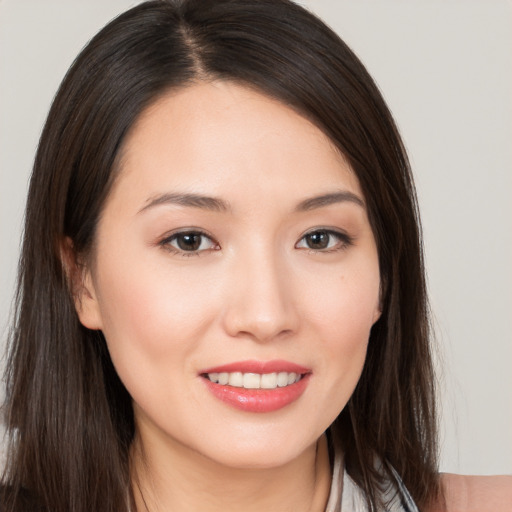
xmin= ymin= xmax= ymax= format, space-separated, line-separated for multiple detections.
xmin=203 ymin=371 xmax=304 ymax=390
xmin=201 ymin=362 xmax=311 ymax=412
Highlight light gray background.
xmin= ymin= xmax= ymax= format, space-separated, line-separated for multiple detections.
xmin=1 ymin=0 xmax=510 ymax=475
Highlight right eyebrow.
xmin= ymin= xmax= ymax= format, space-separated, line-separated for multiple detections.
xmin=137 ymin=192 xmax=231 ymax=214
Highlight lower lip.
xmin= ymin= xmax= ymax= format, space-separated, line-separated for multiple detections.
xmin=202 ymin=375 xmax=310 ymax=413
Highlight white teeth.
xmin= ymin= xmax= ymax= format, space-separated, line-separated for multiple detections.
xmin=228 ymin=372 xmax=243 ymax=387
xmin=287 ymin=372 xmax=297 ymax=385
xmin=277 ymin=372 xmax=288 ymax=387
xmin=260 ymin=372 xmax=277 ymax=389
xmin=206 ymin=371 xmax=303 ymax=389
xmin=243 ymin=373 xmax=261 ymax=389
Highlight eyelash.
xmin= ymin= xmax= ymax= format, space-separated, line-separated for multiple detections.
xmin=296 ymin=228 xmax=354 ymax=253
xmin=159 ymin=228 xmax=353 ymax=256
xmin=159 ymin=229 xmax=219 ymax=257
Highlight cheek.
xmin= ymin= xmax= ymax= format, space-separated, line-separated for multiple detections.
xmin=302 ymin=258 xmax=380 ymax=341
xmin=316 ymin=286 xmax=375 ymax=378
xmin=301 ymin=261 xmax=379 ymax=415
xmin=91 ymin=257 xmax=226 ymax=426
xmin=92 ymin=252 xmax=221 ymax=377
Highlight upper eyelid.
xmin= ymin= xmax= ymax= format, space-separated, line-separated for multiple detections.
xmin=298 ymin=227 xmax=350 ymax=239
xmin=160 ymin=227 xmax=216 ymax=243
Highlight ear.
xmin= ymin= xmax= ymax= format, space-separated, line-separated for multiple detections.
xmin=372 ymin=276 xmax=386 ymax=325
xmin=372 ymin=301 xmax=382 ymax=325
xmin=60 ymin=237 xmax=103 ymax=330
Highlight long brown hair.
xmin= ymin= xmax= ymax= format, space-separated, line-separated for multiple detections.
xmin=2 ymin=1 xmax=439 ymax=510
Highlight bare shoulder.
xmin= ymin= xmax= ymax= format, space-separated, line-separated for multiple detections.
xmin=428 ymin=473 xmax=512 ymax=512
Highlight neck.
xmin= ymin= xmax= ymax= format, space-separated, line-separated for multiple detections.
xmin=130 ymin=433 xmax=331 ymax=512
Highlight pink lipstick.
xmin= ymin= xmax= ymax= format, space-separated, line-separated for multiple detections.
xmin=200 ymin=360 xmax=311 ymax=413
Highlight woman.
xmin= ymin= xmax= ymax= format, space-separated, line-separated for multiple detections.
xmin=1 ymin=1 xmax=508 ymax=511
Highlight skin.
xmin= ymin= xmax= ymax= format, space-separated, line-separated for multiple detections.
xmin=430 ymin=474 xmax=512 ymax=512
xmin=74 ymin=81 xmax=381 ymax=511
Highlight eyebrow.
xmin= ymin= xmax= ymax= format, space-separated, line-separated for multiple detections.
xmin=294 ymin=191 xmax=364 ymax=211
xmin=138 ymin=192 xmax=230 ymax=214
xmin=138 ymin=190 xmax=364 ymax=215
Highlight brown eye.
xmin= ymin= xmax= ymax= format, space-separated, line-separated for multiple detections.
xmin=305 ymin=231 xmax=330 ymax=250
xmin=162 ymin=231 xmax=217 ymax=253
xmin=176 ymin=233 xmax=202 ymax=251
xmin=296 ymin=229 xmax=352 ymax=252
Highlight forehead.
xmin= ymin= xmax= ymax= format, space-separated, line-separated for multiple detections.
xmin=109 ymin=81 xmax=362 ymax=210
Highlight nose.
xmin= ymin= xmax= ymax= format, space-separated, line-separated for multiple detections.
xmin=221 ymin=248 xmax=300 ymax=343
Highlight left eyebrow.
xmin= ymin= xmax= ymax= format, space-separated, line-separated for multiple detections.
xmin=294 ymin=191 xmax=365 ymax=212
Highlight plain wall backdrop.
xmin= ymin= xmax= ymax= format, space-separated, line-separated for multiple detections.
xmin=0 ymin=0 xmax=511 ymax=475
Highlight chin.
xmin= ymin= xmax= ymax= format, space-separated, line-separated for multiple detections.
xmin=194 ymin=433 xmax=316 ymax=471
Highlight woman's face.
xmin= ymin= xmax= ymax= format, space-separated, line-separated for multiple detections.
xmin=77 ymin=82 xmax=381 ymax=469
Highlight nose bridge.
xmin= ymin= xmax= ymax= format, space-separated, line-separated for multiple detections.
xmin=223 ymin=240 xmax=297 ymax=342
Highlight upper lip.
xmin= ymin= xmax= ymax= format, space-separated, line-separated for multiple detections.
xmin=200 ymin=359 xmax=311 ymax=375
